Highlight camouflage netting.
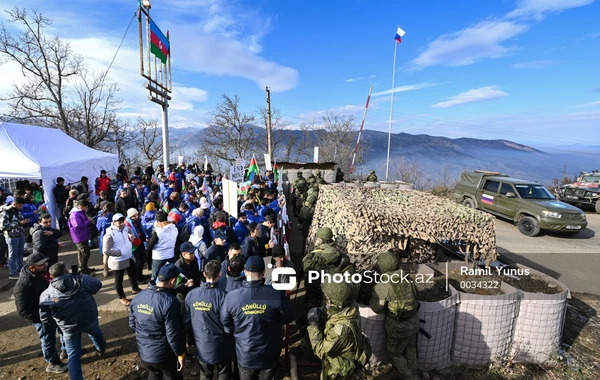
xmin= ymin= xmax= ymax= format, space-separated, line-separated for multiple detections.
xmin=306 ymin=186 xmax=497 ymax=272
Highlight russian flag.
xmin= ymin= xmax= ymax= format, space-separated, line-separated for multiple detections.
xmin=481 ymin=194 xmax=494 ymax=205
xmin=395 ymin=26 xmax=406 ymax=44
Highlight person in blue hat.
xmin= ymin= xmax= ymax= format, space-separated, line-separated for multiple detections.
xmin=129 ymin=263 xmax=186 ymax=380
xmin=184 ymin=260 xmax=232 ymax=380
xmin=220 ymin=256 xmax=294 ymax=379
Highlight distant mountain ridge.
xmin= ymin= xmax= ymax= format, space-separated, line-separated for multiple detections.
xmin=166 ymin=126 xmax=600 ymax=185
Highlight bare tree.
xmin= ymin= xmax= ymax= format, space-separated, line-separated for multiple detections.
xmin=296 ymin=120 xmax=317 ymax=161
xmin=201 ymin=94 xmax=257 ymax=164
xmin=283 ymin=133 xmax=297 ymax=161
xmin=318 ymin=112 xmax=357 ymax=170
xmin=256 ymin=105 xmax=288 ymax=158
xmin=134 ymin=118 xmax=163 ymax=166
xmin=396 ymin=156 xmax=432 ymax=190
xmin=0 ymin=7 xmax=123 ymax=149
xmin=100 ymin=119 xmax=134 ymax=162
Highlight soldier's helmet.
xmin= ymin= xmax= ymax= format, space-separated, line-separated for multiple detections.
xmin=308 ymin=173 xmax=315 ymax=179
xmin=307 ymin=188 xmax=317 ymax=196
xmin=297 ymin=179 xmax=307 ymax=187
xmin=369 ymin=170 xmax=375 ymax=174
xmin=297 ymin=171 xmax=303 ymax=176
xmin=307 ymin=195 xmax=317 ymax=204
xmin=322 ymin=281 xmax=353 ymax=308
xmin=315 ymin=169 xmax=321 ymax=177
xmin=316 ymin=227 xmax=334 ymax=241
xmin=321 ymin=246 xmax=341 ymax=265
xmin=377 ymin=251 xmax=398 ymax=273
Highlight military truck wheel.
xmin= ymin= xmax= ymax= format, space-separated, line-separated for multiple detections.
xmin=462 ymin=198 xmax=475 ymax=208
xmin=518 ymin=216 xmax=540 ymax=237
xmin=595 ymin=200 xmax=600 ymax=214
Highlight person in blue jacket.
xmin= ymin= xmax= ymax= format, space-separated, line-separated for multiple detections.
xmin=218 ymin=255 xmax=245 ymax=293
xmin=220 ymin=256 xmax=294 ymax=379
xmin=233 ymin=213 xmax=250 ymax=244
xmin=129 ymin=263 xmax=186 ymax=380
xmin=184 ymin=260 xmax=232 ymax=380
xmin=39 ymin=262 xmax=106 ymax=380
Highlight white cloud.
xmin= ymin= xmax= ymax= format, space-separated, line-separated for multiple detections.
xmin=507 ymin=0 xmax=595 ymax=20
xmin=431 ymin=86 xmax=508 ymax=108
xmin=574 ymin=101 xmax=600 ymax=107
xmin=170 ymin=25 xmax=298 ymax=92
xmin=346 ymin=75 xmax=376 ymax=83
xmin=371 ymin=82 xmax=439 ymax=96
xmin=410 ymin=20 xmax=528 ymax=70
xmin=511 ymin=60 xmax=558 ymax=68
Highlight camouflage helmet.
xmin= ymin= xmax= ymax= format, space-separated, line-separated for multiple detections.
xmin=369 ymin=170 xmax=375 ymax=174
xmin=297 ymin=179 xmax=307 ymax=187
xmin=307 ymin=195 xmax=317 ymax=204
xmin=321 ymin=246 xmax=341 ymax=265
xmin=307 ymin=187 xmax=317 ymax=196
xmin=297 ymin=171 xmax=303 ymax=176
xmin=315 ymin=169 xmax=321 ymax=177
xmin=308 ymin=173 xmax=315 ymax=179
xmin=322 ymin=281 xmax=353 ymax=308
xmin=316 ymin=227 xmax=333 ymax=241
xmin=377 ymin=251 xmax=398 ymax=273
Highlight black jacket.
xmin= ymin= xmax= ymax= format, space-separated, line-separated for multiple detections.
xmin=31 ymin=223 xmax=62 ymax=258
xmin=53 ymin=184 xmax=69 ymax=205
xmin=205 ymin=244 xmax=227 ymax=263
xmin=129 ymin=282 xmax=186 ymax=363
xmin=241 ymin=236 xmax=259 ymax=260
xmin=183 ymin=282 xmax=231 ymax=364
xmin=174 ymin=258 xmax=201 ymax=296
xmin=115 ymin=197 xmax=135 ymax=216
xmin=14 ymin=266 xmax=50 ymax=324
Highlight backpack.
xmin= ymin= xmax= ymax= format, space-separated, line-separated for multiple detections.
xmin=178 ymin=222 xmax=191 ymax=244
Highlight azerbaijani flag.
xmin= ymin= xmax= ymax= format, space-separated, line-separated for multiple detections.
xmin=273 ymin=161 xmax=279 ymax=183
xmin=239 ymin=181 xmax=252 ymax=194
xmin=150 ymin=19 xmax=169 ymax=64
xmin=246 ymin=156 xmax=260 ymax=183
xmin=151 ymin=174 xmax=158 ymax=185
xmin=395 ymin=26 xmax=406 ymax=44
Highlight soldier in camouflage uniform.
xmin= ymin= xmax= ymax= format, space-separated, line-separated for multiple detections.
xmin=308 ymin=282 xmax=371 ymax=380
xmin=303 ymin=228 xmax=338 ymax=308
xmin=335 ymin=168 xmax=344 ymax=183
xmin=291 ymin=171 xmax=305 ymax=217
xmin=369 ymin=252 xmax=420 ymax=380
xmin=299 ymin=195 xmax=317 ymax=249
xmin=365 ymin=170 xmax=378 ymax=182
xmin=294 ymin=179 xmax=308 ymax=217
xmin=314 ymin=169 xmax=326 ymax=185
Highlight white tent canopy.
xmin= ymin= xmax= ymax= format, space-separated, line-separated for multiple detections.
xmin=0 ymin=122 xmax=119 ymax=227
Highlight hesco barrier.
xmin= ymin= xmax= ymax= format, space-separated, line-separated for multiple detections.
xmin=503 ymin=265 xmax=570 ymax=364
xmin=429 ymin=262 xmax=519 ymax=367
xmin=358 ymin=304 xmax=388 ymax=366
xmin=415 ymin=265 xmax=458 ymax=370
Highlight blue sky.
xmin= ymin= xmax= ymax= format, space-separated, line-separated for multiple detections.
xmin=0 ymin=0 xmax=598 ymax=149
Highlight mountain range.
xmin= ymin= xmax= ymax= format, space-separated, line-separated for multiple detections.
xmin=166 ymin=126 xmax=600 ymax=187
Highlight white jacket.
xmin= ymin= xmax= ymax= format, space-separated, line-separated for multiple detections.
xmin=152 ymin=223 xmax=178 ymax=260
xmin=103 ymin=224 xmax=133 ymax=270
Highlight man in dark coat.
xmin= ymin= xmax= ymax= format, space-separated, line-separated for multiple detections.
xmin=129 ymin=263 xmax=186 ymax=380
xmin=13 ymin=253 xmax=68 ymax=374
xmin=31 ymin=214 xmax=63 ymax=265
xmin=184 ymin=260 xmax=231 ymax=380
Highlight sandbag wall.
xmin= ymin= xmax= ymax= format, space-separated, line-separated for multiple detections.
xmin=307 ymin=186 xmax=497 ymax=271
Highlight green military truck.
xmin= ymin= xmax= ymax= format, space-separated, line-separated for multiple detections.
xmin=454 ymin=170 xmax=587 ymax=237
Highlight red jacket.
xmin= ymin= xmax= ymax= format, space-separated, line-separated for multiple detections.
xmin=95 ymin=177 xmax=111 ymax=195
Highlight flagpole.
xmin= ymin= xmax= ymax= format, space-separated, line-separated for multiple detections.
xmin=385 ymin=33 xmax=399 ymax=181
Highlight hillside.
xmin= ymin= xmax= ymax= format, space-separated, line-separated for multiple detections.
xmin=165 ymin=126 xmax=600 ymax=185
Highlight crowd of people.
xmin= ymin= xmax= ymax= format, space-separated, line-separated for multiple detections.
xmin=3 ymin=162 xmax=422 ymax=380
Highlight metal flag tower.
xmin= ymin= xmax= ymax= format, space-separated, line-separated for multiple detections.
xmin=138 ymin=0 xmax=172 ymax=170
xmin=386 ymin=25 xmax=405 ymax=181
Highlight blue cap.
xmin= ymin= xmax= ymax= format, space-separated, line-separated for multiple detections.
xmin=245 ymin=256 xmax=265 ymax=272
xmin=157 ymin=263 xmax=182 ymax=282
xmin=213 ymin=230 xmax=227 ymax=241
xmin=180 ymin=241 xmax=195 ymax=253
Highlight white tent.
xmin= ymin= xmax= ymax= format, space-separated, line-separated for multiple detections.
xmin=0 ymin=122 xmax=119 ymax=227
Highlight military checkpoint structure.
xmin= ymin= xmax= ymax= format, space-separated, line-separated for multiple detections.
xmin=286 ymin=166 xmax=572 ymax=379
